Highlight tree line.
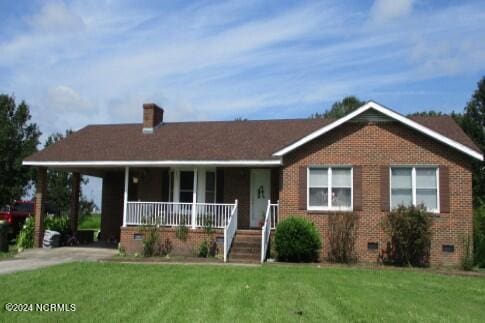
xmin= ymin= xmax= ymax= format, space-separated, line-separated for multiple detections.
xmin=0 ymin=96 xmax=96 ymax=216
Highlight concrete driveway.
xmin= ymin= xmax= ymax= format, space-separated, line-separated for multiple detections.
xmin=0 ymin=247 xmax=117 ymax=275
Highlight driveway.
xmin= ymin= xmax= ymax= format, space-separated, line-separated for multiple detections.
xmin=0 ymin=247 xmax=117 ymax=275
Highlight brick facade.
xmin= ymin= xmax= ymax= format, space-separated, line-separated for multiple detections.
xmin=279 ymin=121 xmax=473 ymax=266
xmin=113 ymin=121 xmax=473 ymax=266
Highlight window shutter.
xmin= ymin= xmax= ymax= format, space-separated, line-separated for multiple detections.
xmin=299 ymin=166 xmax=307 ymax=210
xmin=380 ymin=166 xmax=390 ymax=211
xmin=439 ymin=166 xmax=450 ymax=213
xmin=353 ymin=166 xmax=363 ymax=211
xmin=216 ymin=168 xmax=224 ymax=203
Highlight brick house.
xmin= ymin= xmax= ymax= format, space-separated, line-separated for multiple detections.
xmin=24 ymin=101 xmax=483 ymax=265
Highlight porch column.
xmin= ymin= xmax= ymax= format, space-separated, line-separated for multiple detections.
xmin=69 ymin=172 xmax=80 ymax=233
xmin=191 ymin=167 xmax=198 ymax=229
xmin=122 ymin=167 xmax=129 ymax=227
xmin=34 ymin=167 xmax=47 ymax=248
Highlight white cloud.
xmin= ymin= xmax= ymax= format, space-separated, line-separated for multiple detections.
xmin=45 ymin=85 xmax=92 ymax=113
xmin=0 ymin=0 xmax=484 ymax=134
xmin=28 ymin=1 xmax=85 ymax=33
xmin=369 ymin=0 xmax=415 ymax=26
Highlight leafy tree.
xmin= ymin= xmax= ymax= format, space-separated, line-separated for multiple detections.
xmin=454 ymin=77 xmax=485 ymax=206
xmin=0 ymin=95 xmax=40 ymax=208
xmin=407 ymin=110 xmax=445 ymax=117
xmin=43 ymin=131 xmax=96 ymax=217
xmin=311 ymin=96 xmax=365 ymax=119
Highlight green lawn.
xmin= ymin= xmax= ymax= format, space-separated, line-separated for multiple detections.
xmin=1 ymin=263 xmax=485 ymax=322
xmin=78 ymin=214 xmax=101 ymax=230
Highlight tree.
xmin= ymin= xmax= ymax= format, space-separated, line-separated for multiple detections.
xmin=0 ymin=95 xmax=41 ymax=208
xmin=407 ymin=110 xmax=444 ymax=117
xmin=457 ymin=77 xmax=485 ymax=206
xmin=311 ymin=96 xmax=365 ymax=119
xmin=43 ymin=131 xmax=96 ymax=217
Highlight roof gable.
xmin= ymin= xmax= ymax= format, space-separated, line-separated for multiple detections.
xmin=273 ymin=101 xmax=483 ymax=161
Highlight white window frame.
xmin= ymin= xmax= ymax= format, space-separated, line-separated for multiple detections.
xmin=389 ymin=166 xmax=440 ymax=213
xmin=307 ymin=166 xmax=353 ymax=211
xmin=169 ymin=167 xmax=217 ymax=204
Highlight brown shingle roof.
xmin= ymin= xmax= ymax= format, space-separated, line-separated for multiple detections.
xmin=408 ymin=115 xmax=480 ymax=152
xmin=25 ymin=115 xmax=480 ymax=162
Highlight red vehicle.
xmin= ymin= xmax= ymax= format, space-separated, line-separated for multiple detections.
xmin=0 ymin=201 xmax=36 ymax=236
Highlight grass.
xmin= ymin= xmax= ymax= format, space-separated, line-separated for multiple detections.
xmin=78 ymin=214 xmax=101 ymax=230
xmin=1 ymin=263 xmax=485 ymax=322
xmin=0 ymin=244 xmax=17 ymax=261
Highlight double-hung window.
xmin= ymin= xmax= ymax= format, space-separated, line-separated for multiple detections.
xmin=308 ymin=167 xmax=353 ymax=211
xmin=390 ymin=167 xmax=439 ymax=213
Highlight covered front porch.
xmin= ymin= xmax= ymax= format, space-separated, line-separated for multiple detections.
xmin=120 ymin=166 xmax=279 ymax=230
xmin=31 ymin=164 xmax=279 ymax=262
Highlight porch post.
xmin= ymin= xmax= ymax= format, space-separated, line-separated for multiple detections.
xmin=122 ymin=167 xmax=129 ymax=227
xmin=69 ymin=172 xmax=80 ymax=233
xmin=191 ymin=167 xmax=198 ymax=229
xmin=34 ymin=167 xmax=47 ymax=248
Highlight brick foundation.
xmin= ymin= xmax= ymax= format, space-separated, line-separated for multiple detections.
xmin=120 ymin=227 xmax=225 ymax=256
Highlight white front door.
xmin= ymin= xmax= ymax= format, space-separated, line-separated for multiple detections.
xmin=250 ymin=169 xmax=271 ymax=227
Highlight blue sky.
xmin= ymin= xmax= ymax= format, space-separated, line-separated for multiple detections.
xmin=1 ymin=0 xmax=484 ymax=205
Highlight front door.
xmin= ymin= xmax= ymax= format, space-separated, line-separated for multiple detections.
xmin=250 ymin=169 xmax=271 ymax=228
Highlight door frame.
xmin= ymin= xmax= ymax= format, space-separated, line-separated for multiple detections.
xmin=249 ymin=168 xmax=271 ymax=228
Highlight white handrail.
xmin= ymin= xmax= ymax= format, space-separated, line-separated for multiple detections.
xmin=261 ymin=200 xmax=272 ymax=263
xmin=224 ymin=199 xmax=238 ymax=263
xmin=261 ymin=201 xmax=279 ymax=262
xmin=270 ymin=201 xmax=279 ymax=229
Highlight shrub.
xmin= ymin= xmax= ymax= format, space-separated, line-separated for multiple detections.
xmin=198 ymin=240 xmax=209 ymax=257
xmin=140 ymin=226 xmax=160 ymax=257
xmin=327 ymin=213 xmax=358 ymax=263
xmin=44 ymin=215 xmax=69 ymax=234
xmin=473 ymin=205 xmax=485 ymax=268
xmin=274 ymin=217 xmax=322 ymax=262
xmin=381 ymin=205 xmax=432 ymax=267
xmin=462 ymin=235 xmax=474 ymax=271
xmin=160 ymin=238 xmax=173 ymax=256
xmin=175 ymin=222 xmax=188 ymax=241
xmin=202 ymin=216 xmax=215 ymax=236
xmin=17 ymin=216 xmax=35 ymax=250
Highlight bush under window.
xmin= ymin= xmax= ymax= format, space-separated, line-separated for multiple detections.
xmin=274 ymin=217 xmax=322 ymax=262
xmin=327 ymin=213 xmax=358 ymax=263
xmin=381 ymin=205 xmax=432 ymax=267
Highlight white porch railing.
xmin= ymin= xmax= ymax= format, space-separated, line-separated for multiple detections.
xmin=224 ymin=200 xmax=238 ymax=263
xmin=261 ymin=200 xmax=279 ymax=263
xmin=269 ymin=202 xmax=278 ymax=229
xmin=125 ymin=201 xmax=234 ymax=228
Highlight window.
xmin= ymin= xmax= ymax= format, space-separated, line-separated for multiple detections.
xmin=390 ymin=167 xmax=438 ymax=212
xmin=179 ymin=171 xmax=194 ymax=203
xmin=205 ymin=171 xmax=216 ymax=203
xmin=308 ymin=167 xmax=352 ymax=210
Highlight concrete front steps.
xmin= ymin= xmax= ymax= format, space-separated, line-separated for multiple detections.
xmin=228 ymin=230 xmax=261 ymax=263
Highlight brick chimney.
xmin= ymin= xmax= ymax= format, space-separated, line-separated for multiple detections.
xmin=143 ymin=103 xmax=164 ymax=134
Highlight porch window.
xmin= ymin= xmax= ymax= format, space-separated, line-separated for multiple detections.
xmin=390 ymin=167 xmax=438 ymax=212
xmin=205 ymin=171 xmax=216 ymax=203
xmin=179 ymin=171 xmax=194 ymax=203
xmin=308 ymin=167 xmax=352 ymax=211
